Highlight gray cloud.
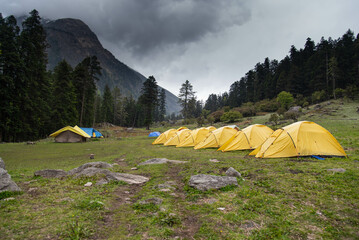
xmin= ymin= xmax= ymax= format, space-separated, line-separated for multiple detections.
xmin=1 ymin=0 xmax=359 ymax=100
xmin=1 ymin=0 xmax=251 ymax=57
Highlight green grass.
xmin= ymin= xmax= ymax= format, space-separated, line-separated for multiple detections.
xmin=1 ymin=99 xmax=359 ymax=239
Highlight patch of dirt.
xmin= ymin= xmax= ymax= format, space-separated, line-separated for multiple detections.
xmin=165 ymin=164 xmax=202 ymax=239
xmin=93 ymin=184 xmax=143 ymax=239
xmin=289 ymin=169 xmax=304 ymax=174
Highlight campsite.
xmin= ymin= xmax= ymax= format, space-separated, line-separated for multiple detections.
xmin=1 ymin=3 xmax=359 ymax=239
xmin=1 ymin=100 xmax=358 ymax=239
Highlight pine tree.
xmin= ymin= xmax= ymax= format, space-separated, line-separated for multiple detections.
xmin=112 ymin=86 xmax=124 ymax=125
xmin=139 ymin=76 xmax=158 ymax=130
xmin=51 ymin=60 xmax=78 ymax=130
xmin=0 ymin=15 xmax=24 ymax=141
xmin=158 ymin=88 xmax=166 ymax=122
xmin=101 ymin=84 xmax=114 ymax=123
xmin=178 ymin=80 xmax=196 ymax=119
xmin=328 ymin=57 xmax=339 ymax=99
xmin=20 ymin=10 xmax=51 ymax=140
xmin=73 ymin=56 xmax=101 ymax=126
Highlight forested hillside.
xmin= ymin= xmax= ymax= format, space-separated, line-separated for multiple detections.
xmin=0 ymin=11 xmax=173 ymax=142
xmin=204 ymin=30 xmax=359 ymax=112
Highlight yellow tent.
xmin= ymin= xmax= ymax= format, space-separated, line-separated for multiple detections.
xmin=218 ymin=124 xmax=273 ymax=152
xmin=152 ymin=127 xmax=188 ymax=145
xmin=164 ymin=129 xmax=192 ymax=146
xmin=250 ymin=121 xmax=347 ymax=158
xmin=177 ymin=126 xmax=216 ymax=147
xmin=49 ymin=126 xmax=91 ymax=143
xmin=194 ymin=126 xmax=239 ymax=150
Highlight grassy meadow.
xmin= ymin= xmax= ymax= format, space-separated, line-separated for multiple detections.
xmin=1 ymin=100 xmax=359 ymax=239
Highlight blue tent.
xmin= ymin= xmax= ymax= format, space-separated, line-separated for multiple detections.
xmin=80 ymin=127 xmax=103 ymax=138
xmin=148 ymin=131 xmax=161 ymax=137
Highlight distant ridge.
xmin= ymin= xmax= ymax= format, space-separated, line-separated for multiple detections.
xmin=44 ymin=18 xmax=181 ymax=114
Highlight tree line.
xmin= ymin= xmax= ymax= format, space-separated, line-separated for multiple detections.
xmin=204 ymin=30 xmax=359 ymax=113
xmin=0 ymin=10 xmax=169 ymax=142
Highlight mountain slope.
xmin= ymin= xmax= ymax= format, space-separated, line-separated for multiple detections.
xmin=44 ymin=18 xmax=180 ymax=114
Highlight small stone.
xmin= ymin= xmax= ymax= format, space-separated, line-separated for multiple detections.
xmin=225 ymin=167 xmax=242 ymax=178
xmin=159 ymin=188 xmax=171 ymax=192
xmin=209 ymin=159 xmax=220 ymax=163
xmin=124 ymin=191 xmax=130 ymax=194
xmin=170 ymin=193 xmax=178 ymax=197
xmin=89 ymin=154 xmax=95 ymax=159
xmin=112 ymin=163 xmax=119 ymax=166
xmin=131 ymin=167 xmax=138 ymax=170
xmin=28 ymin=187 xmax=38 ymax=193
xmin=84 ymin=182 xmax=93 ymax=187
xmin=125 ymin=197 xmax=131 ymax=201
xmin=3 ymin=197 xmax=15 ymax=201
xmin=217 ymin=207 xmax=225 ymax=211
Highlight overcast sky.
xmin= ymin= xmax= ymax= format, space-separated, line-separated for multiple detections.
xmin=2 ymin=0 xmax=359 ymax=100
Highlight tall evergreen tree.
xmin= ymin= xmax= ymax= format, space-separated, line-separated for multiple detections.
xmin=20 ymin=9 xmax=51 ymax=140
xmin=73 ymin=56 xmax=101 ymax=126
xmin=0 ymin=15 xmax=24 ymax=141
xmin=178 ymin=80 xmax=196 ymax=119
xmin=139 ymin=76 xmax=158 ymax=130
xmin=101 ymin=84 xmax=114 ymax=123
xmin=112 ymin=86 xmax=124 ymax=125
xmin=158 ymin=88 xmax=166 ymax=122
xmin=51 ymin=60 xmax=78 ymax=130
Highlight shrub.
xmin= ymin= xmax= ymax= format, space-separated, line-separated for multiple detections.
xmin=269 ymin=113 xmax=279 ymax=125
xmin=220 ymin=111 xmax=243 ymax=123
xmin=277 ymin=107 xmax=286 ymax=115
xmin=209 ymin=110 xmax=224 ymax=123
xmin=196 ymin=116 xmax=205 ymax=127
xmin=277 ymin=91 xmax=294 ymax=110
xmin=256 ymin=99 xmax=280 ymax=112
xmin=284 ymin=111 xmax=299 ymax=121
xmin=334 ymin=88 xmax=345 ymax=98
xmin=235 ymin=103 xmax=257 ymax=117
xmin=223 ymin=106 xmax=231 ymax=112
xmin=311 ymin=90 xmax=327 ymax=103
xmin=344 ymin=85 xmax=358 ymax=100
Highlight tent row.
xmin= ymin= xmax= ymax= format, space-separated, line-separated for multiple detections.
xmin=152 ymin=121 xmax=346 ymax=158
xmin=50 ymin=125 xmax=103 ymax=143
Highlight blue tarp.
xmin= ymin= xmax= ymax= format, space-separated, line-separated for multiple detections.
xmin=148 ymin=131 xmax=161 ymax=137
xmin=80 ymin=127 xmax=103 ymax=138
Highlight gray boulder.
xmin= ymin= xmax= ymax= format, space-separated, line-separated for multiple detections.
xmin=188 ymin=174 xmax=238 ymax=191
xmin=225 ymin=167 xmax=242 ymax=178
xmin=0 ymin=157 xmax=5 ymax=169
xmin=0 ymin=168 xmax=21 ymax=192
xmin=67 ymin=161 xmax=113 ymax=175
xmin=74 ymin=167 xmax=149 ymax=184
xmin=138 ymin=158 xmax=186 ymax=166
xmin=288 ymin=106 xmax=302 ymax=112
xmin=34 ymin=169 xmax=68 ymax=178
